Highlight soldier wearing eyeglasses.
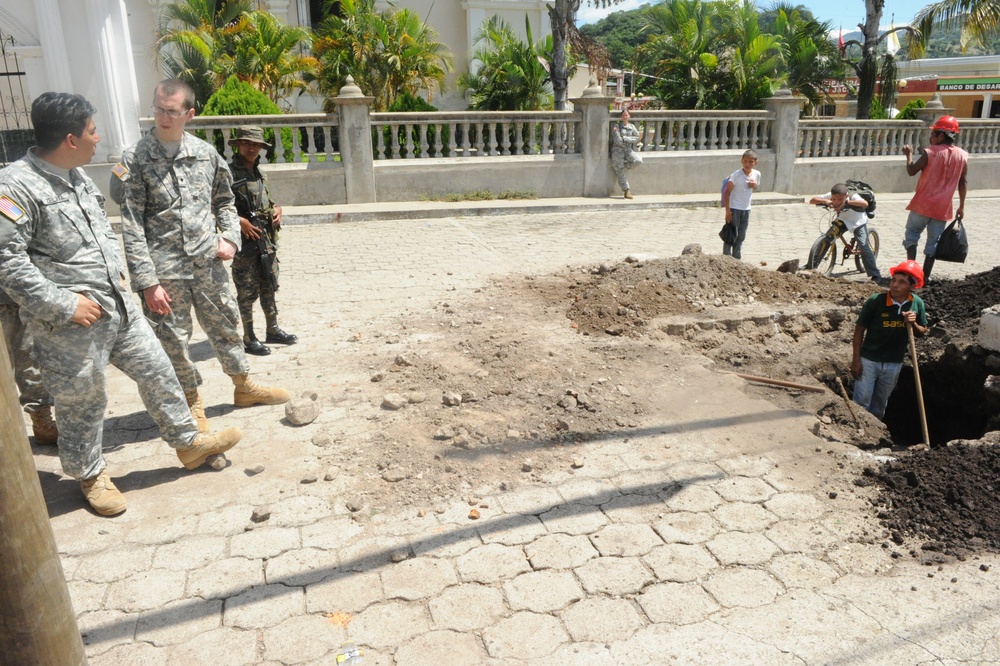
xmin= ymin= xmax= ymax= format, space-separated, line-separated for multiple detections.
xmin=111 ymin=79 xmax=289 ymax=434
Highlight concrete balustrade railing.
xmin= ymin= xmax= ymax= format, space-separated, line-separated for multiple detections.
xmin=954 ymin=119 xmax=1000 ymax=153
xmin=627 ymin=111 xmax=772 ymax=152
xmin=370 ymin=111 xmax=579 ymax=158
xmin=799 ymin=120 xmax=926 ymax=157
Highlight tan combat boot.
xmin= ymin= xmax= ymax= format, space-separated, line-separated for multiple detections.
xmin=176 ymin=427 xmax=243 ymax=470
xmin=623 ymin=189 xmax=633 ymax=199
xmin=184 ymin=389 xmax=210 ymax=433
xmin=30 ymin=406 xmax=58 ymax=445
xmin=80 ymin=470 xmax=127 ymax=516
xmin=232 ymin=374 xmax=290 ymax=407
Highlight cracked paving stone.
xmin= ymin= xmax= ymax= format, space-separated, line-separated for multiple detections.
xmin=223 ymin=584 xmax=305 ymax=629
xmin=538 ymin=502 xmax=609 ymax=535
xmin=561 ymin=596 xmax=645 ymax=642
xmin=381 ymin=557 xmax=458 ymax=600
xmin=651 ymin=511 xmax=720 ymax=544
xmin=482 ymin=611 xmax=569 ymax=660
xmin=643 ymin=543 xmax=719 ymax=583
xmin=525 ymin=533 xmax=600 ymax=570
xmin=590 ymin=523 xmax=664 ymax=556
xmin=576 ymin=556 xmax=654 ymax=595
xmin=703 ymin=568 xmax=783 ymax=608
xmin=638 ymin=581 xmax=720 ymax=624
xmin=503 ymin=570 xmax=583 ymax=612
xmin=714 ymin=476 xmax=776 ymax=503
xmin=712 ymin=502 xmax=778 ymax=532
xmin=428 ymin=583 xmax=508 ymax=631
xmin=349 ymin=601 xmax=432 ymax=649
xmin=765 ymin=492 xmax=828 ymax=520
xmin=305 ymin=570 xmax=383 ymax=614
xmin=705 ymin=531 xmax=779 ymax=565
xmin=456 ymin=543 xmax=531 ymax=583
xmin=394 ymin=630 xmax=487 ymax=666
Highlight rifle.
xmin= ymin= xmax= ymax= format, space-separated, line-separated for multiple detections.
xmin=232 ymin=178 xmax=279 ymax=292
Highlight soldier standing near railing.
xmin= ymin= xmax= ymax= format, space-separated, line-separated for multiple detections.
xmin=610 ymin=107 xmax=642 ymax=199
xmin=228 ymin=126 xmax=297 ymax=356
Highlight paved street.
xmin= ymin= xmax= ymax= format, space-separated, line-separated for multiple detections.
xmin=26 ymin=193 xmax=1000 ymax=665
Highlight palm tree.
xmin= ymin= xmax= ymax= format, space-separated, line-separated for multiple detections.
xmin=155 ymin=0 xmax=254 ymax=109
xmin=226 ymin=11 xmax=318 ymax=106
xmin=721 ymin=0 xmax=784 ymax=108
xmin=911 ymin=0 xmax=999 ymax=54
xmin=767 ymin=3 xmax=845 ymax=113
xmin=458 ymin=16 xmax=554 ymax=111
xmin=312 ymin=0 xmax=452 ymax=111
xmin=636 ymin=0 xmax=728 ymax=108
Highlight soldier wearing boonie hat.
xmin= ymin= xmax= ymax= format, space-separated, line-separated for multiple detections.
xmin=229 ymin=125 xmax=297 ymax=357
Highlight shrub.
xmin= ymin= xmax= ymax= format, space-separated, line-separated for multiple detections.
xmin=896 ymin=98 xmax=926 ymax=121
xmin=201 ymin=76 xmax=293 ymax=160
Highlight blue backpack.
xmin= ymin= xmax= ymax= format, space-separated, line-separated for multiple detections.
xmin=720 ymin=177 xmax=730 ymax=206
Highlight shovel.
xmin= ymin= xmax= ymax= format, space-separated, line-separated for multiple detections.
xmin=907 ymin=321 xmax=931 ymax=447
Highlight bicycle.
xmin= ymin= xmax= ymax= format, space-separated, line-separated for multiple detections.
xmin=805 ymin=204 xmax=880 ymax=276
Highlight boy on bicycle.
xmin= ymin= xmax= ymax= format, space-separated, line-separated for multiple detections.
xmin=809 ymin=183 xmax=884 ymax=284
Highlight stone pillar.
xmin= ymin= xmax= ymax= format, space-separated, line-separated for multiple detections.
xmin=333 ymin=77 xmax=376 ymax=204
xmin=572 ymin=80 xmax=612 ymax=198
xmin=84 ymin=0 xmax=142 ymax=162
xmin=982 ymin=93 xmax=993 ymax=119
xmin=914 ymin=93 xmax=954 ymax=127
xmin=34 ymin=0 xmax=73 ymax=91
xmin=762 ymin=88 xmax=805 ymax=194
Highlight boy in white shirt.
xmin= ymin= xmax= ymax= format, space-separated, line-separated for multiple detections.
xmin=809 ymin=183 xmax=884 ymax=284
xmin=722 ymin=150 xmax=760 ymax=259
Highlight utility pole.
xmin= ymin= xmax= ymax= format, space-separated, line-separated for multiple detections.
xmin=0 ymin=336 xmax=86 ymax=664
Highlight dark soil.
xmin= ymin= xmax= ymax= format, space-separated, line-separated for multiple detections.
xmin=861 ymin=435 xmax=1000 ymax=557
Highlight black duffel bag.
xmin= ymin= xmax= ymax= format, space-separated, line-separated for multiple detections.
xmin=719 ymin=221 xmax=738 ymax=245
xmin=935 ymin=217 xmax=968 ymax=263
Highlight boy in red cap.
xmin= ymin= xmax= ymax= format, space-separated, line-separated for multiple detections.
xmin=851 ymin=260 xmax=928 ymax=420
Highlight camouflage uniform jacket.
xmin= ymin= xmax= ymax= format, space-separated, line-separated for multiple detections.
xmin=116 ymin=132 xmax=240 ymax=291
xmin=0 ymin=150 xmax=129 ymax=324
xmin=229 ymin=155 xmax=277 ymax=256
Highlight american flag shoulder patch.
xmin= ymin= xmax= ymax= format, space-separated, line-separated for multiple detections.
xmin=0 ymin=195 xmax=25 ymax=222
xmin=112 ymin=163 xmax=129 ymax=180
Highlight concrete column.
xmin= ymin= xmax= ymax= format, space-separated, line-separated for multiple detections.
xmin=982 ymin=93 xmax=992 ymax=119
xmin=762 ymin=88 xmax=805 ymax=194
xmin=269 ymin=0 xmax=291 ymax=24
xmin=34 ymin=0 xmax=73 ymax=91
xmin=333 ymin=77 xmax=376 ymax=204
xmin=0 ymin=334 xmax=87 ymax=666
xmin=914 ymin=93 xmax=954 ymax=127
xmin=84 ymin=0 xmax=142 ymax=162
xmin=572 ymin=80 xmax=612 ymax=198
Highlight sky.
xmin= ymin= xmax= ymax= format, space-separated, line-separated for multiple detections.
xmin=578 ymin=0 xmax=929 ymax=32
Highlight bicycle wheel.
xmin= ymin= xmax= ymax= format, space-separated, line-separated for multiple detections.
xmin=807 ymin=235 xmax=837 ymax=274
xmin=854 ymin=229 xmax=880 ymax=273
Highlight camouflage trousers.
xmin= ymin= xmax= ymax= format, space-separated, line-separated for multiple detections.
xmin=0 ymin=303 xmax=53 ymax=413
xmin=232 ymin=253 xmax=280 ymax=343
xmin=611 ymin=147 xmax=640 ymax=191
xmin=28 ymin=300 xmax=198 ymax=480
xmin=144 ymin=259 xmax=249 ymax=392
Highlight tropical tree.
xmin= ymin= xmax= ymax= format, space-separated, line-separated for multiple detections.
xmin=840 ymin=0 xmax=918 ymax=119
xmin=312 ymin=0 xmax=452 ymax=111
xmin=722 ymin=0 xmax=784 ymax=108
xmin=223 ymin=11 xmax=317 ymax=106
xmin=911 ymin=0 xmax=1000 ymax=54
xmin=458 ymin=16 xmax=554 ymax=110
xmin=767 ymin=3 xmax=845 ymax=113
xmin=635 ymin=0 xmax=728 ymax=108
xmin=155 ymin=0 xmax=254 ymax=109
xmin=548 ymin=0 xmax=626 ymax=109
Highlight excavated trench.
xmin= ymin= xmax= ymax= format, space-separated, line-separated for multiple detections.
xmin=883 ymin=343 xmax=1000 ymax=447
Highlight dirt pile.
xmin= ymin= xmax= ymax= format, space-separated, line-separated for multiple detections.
xmin=860 ymin=434 xmax=1000 ymax=557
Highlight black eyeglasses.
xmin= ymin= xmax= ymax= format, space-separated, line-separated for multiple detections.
xmin=152 ymin=107 xmax=187 ymax=119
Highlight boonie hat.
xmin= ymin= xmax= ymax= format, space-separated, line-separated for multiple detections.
xmin=229 ymin=126 xmax=271 ymax=147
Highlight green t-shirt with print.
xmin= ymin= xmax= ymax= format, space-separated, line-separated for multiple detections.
xmin=857 ymin=292 xmax=928 ymax=363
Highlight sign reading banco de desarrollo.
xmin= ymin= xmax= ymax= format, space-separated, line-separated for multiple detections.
xmin=937 ymin=78 xmax=1000 ymax=92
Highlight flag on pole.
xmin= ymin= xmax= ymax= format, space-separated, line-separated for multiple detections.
xmin=838 ymin=26 xmax=846 ymax=56
xmin=886 ymin=19 xmax=901 ymax=55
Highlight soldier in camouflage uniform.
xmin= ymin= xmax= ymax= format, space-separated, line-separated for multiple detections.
xmin=228 ymin=126 xmax=297 ymax=356
xmin=0 ymin=289 xmax=58 ymax=444
xmin=0 ymin=92 xmax=243 ymax=516
xmin=610 ymin=107 xmax=642 ymax=199
xmin=112 ymin=80 xmax=289 ymax=433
